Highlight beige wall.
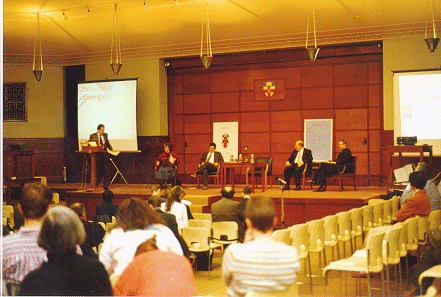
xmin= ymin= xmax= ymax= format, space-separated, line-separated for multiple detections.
xmin=383 ymin=36 xmax=441 ymax=130
xmin=85 ymin=58 xmax=168 ymax=136
xmin=3 ymin=64 xmax=65 ymax=138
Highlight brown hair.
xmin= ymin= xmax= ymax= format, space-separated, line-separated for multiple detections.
xmin=245 ymin=196 xmax=276 ymax=232
xmin=165 ymin=186 xmax=185 ymax=212
xmin=20 ymin=182 xmax=53 ymax=219
xmin=116 ymin=198 xmax=165 ymax=231
xmin=135 ymin=235 xmax=159 ymax=256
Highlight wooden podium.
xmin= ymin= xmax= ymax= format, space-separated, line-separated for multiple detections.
xmin=79 ymin=145 xmax=106 ymax=189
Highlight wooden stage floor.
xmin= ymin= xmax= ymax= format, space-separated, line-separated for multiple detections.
xmin=50 ymin=183 xmax=385 ymax=227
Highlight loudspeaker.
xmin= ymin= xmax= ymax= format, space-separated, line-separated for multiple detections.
xmin=397 ymin=136 xmax=417 ymax=145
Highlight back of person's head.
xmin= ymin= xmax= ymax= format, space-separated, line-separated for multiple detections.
xmin=135 ymin=235 xmax=158 ymax=256
xmin=415 ymin=162 xmax=431 ymax=178
xmin=117 ymin=198 xmax=164 ymax=231
xmin=20 ymin=182 xmax=53 ymax=219
xmin=38 ymin=205 xmax=86 ymax=255
xmin=245 ymin=196 xmax=276 ymax=233
xmin=148 ymin=195 xmax=162 ymax=208
xmin=102 ymin=188 xmax=114 ymax=203
xmin=409 ymin=171 xmax=428 ymax=190
xmin=151 ymin=185 xmax=160 ymax=194
xmin=221 ymin=186 xmax=235 ymax=199
xmin=70 ymin=202 xmax=85 ymax=219
xmin=166 ymin=185 xmax=185 ymax=211
xmin=242 ymin=186 xmax=252 ymax=196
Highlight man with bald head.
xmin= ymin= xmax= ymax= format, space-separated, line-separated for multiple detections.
xmin=283 ymin=140 xmax=313 ymax=190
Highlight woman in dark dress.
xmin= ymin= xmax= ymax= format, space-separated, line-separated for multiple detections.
xmin=18 ymin=206 xmax=112 ymax=296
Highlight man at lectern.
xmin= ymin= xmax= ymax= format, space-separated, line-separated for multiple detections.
xmin=89 ymin=124 xmax=113 ymax=188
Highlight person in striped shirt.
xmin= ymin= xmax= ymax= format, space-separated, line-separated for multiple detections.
xmin=222 ymin=196 xmax=300 ymax=297
xmin=2 ymin=183 xmax=53 ymax=287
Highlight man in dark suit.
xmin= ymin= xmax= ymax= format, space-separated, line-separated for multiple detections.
xmin=147 ymin=195 xmax=190 ymax=258
xmin=283 ymin=140 xmax=313 ymax=190
xmin=191 ymin=142 xmax=224 ymax=190
xmin=211 ymin=186 xmax=245 ymax=242
xmin=312 ymin=139 xmax=353 ymax=192
xmin=89 ymin=124 xmax=113 ymax=188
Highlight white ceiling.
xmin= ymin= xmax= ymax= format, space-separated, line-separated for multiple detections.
xmin=3 ymin=0 xmax=441 ymax=65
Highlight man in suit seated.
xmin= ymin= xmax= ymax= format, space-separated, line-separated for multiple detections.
xmin=191 ymin=142 xmax=224 ymax=190
xmin=211 ymin=186 xmax=245 ymax=242
xmin=89 ymin=124 xmax=113 ymax=188
xmin=311 ymin=139 xmax=353 ymax=192
xmin=283 ymin=140 xmax=313 ymax=190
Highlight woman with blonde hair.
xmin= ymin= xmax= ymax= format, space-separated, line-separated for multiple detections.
xmin=99 ymin=198 xmax=182 ymax=278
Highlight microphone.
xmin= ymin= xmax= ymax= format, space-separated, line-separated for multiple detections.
xmin=244 ymin=146 xmax=248 ymax=152
xmin=274 ymin=176 xmax=287 ymax=185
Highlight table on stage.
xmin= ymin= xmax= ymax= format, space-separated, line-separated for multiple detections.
xmin=387 ymin=145 xmax=433 ymax=186
xmin=221 ymin=162 xmax=266 ymax=193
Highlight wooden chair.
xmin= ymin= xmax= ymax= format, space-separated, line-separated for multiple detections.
xmin=338 ymin=156 xmax=357 ymax=191
xmin=154 ymin=163 xmax=178 ymax=186
xmin=197 ymin=166 xmax=221 ymax=189
xmin=246 ymin=157 xmax=273 ymax=189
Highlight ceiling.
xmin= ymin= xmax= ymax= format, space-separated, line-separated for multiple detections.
xmin=3 ymin=0 xmax=441 ymax=66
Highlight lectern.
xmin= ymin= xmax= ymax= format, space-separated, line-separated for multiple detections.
xmin=80 ymin=145 xmax=106 ymax=189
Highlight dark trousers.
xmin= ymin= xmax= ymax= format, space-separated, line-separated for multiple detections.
xmin=314 ymin=162 xmax=342 ymax=187
xmin=197 ymin=163 xmax=218 ymax=186
xmin=97 ymin=153 xmax=111 ymax=187
xmin=284 ymin=165 xmax=305 ymax=187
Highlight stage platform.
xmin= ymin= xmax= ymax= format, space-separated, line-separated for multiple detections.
xmin=46 ymin=183 xmax=385 ymax=228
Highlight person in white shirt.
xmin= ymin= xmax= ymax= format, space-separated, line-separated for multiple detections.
xmin=161 ymin=185 xmax=189 ymax=228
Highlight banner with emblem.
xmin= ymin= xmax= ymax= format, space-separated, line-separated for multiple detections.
xmin=213 ymin=122 xmax=238 ymax=162
xmin=254 ymin=78 xmax=285 ymax=101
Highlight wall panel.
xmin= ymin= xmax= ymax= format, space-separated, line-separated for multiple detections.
xmin=334 ymin=85 xmax=368 ymax=108
xmin=334 ymin=63 xmax=368 ymax=86
xmin=302 ymin=87 xmax=334 ymax=109
xmin=211 ymin=92 xmax=240 ymax=113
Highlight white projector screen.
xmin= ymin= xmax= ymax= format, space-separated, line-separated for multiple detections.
xmin=393 ymin=70 xmax=441 ymax=155
xmin=78 ymin=78 xmax=138 ymax=151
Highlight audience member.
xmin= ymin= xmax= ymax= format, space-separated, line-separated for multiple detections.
xmin=191 ymin=142 xmax=224 ymax=190
xmin=113 ymin=237 xmax=198 ymax=297
xmin=155 ymin=143 xmax=179 ymax=188
xmin=211 ymin=186 xmax=245 ymax=242
xmin=222 ymin=196 xmax=300 ymax=297
xmin=239 ymin=186 xmax=252 ymax=216
xmin=95 ymin=188 xmax=118 ymax=222
xmin=283 ymin=140 xmax=313 ymax=190
xmin=400 ymin=162 xmax=440 ymax=210
xmin=396 ymin=171 xmax=431 ymax=222
xmin=99 ymin=198 xmax=182 ymax=277
xmin=151 ymin=184 xmax=161 ymax=196
xmin=3 ymin=182 xmax=53 ymax=287
xmin=17 ymin=206 xmax=112 ymax=296
xmin=148 ymin=195 xmax=190 ymax=258
xmin=161 ymin=185 xmax=189 ymax=228
xmin=70 ymin=202 xmax=106 ymax=259
xmin=311 ymin=139 xmax=353 ymax=192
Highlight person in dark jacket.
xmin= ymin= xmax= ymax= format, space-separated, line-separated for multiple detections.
xmin=17 ymin=206 xmax=112 ymax=296
xmin=95 ymin=188 xmax=118 ymax=222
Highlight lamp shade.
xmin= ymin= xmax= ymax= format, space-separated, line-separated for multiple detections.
xmin=425 ymin=37 xmax=440 ymax=52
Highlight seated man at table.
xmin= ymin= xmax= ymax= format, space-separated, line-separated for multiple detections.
xmin=191 ymin=142 xmax=224 ymax=190
xmin=283 ymin=140 xmax=313 ymax=190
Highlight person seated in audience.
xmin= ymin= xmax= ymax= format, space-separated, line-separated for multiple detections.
xmin=283 ymin=140 xmax=313 ymax=190
xmin=310 ymin=139 xmax=353 ymax=192
xmin=17 ymin=206 xmax=112 ymax=296
xmin=239 ymin=186 xmax=252 ymax=215
xmin=191 ymin=142 xmax=224 ymax=190
xmin=161 ymin=185 xmax=189 ymax=228
xmin=155 ymin=143 xmax=179 ymax=189
xmin=148 ymin=195 xmax=190 ymax=258
xmin=3 ymin=183 xmax=53 ymax=288
xmin=211 ymin=186 xmax=245 ymax=242
xmin=222 ymin=196 xmax=300 ymax=297
xmin=396 ymin=171 xmax=431 ymax=222
xmin=151 ymin=184 xmax=161 ymax=196
xmin=113 ymin=236 xmax=198 ymax=296
xmin=400 ymin=162 xmax=440 ymax=210
xmin=95 ymin=188 xmax=118 ymax=223
xmin=99 ymin=198 xmax=182 ymax=278
xmin=70 ymin=202 xmax=106 ymax=259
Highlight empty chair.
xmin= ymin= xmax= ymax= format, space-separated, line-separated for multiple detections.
xmin=271 ymin=228 xmax=291 ymax=245
xmin=188 ymin=219 xmax=211 ymax=230
xmin=307 ymin=219 xmax=326 ymax=275
xmin=418 ymin=216 xmax=429 ymax=249
xmin=350 ymin=207 xmax=363 ymax=251
xmin=391 ymin=196 xmax=400 ymax=222
xmin=383 ymin=199 xmax=393 ymax=225
xmin=428 ymin=209 xmax=441 ymax=230
xmin=290 ymin=223 xmax=312 ymax=293
xmin=192 ymin=213 xmax=212 ymax=223
xmin=383 ymin=224 xmax=403 ymax=296
xmin=212 ymin=221 xmax=238 ymax=253
xmin=323 ymin=215 xmax=339 ymax=263
xmin=418 ymin=265 xmax=441 ymax=296
xmin=406 ymin=216 xmax=419 ymax=260
xmin=372 ymin=201 xmax=384 ymax=227
xmin=246 ymin=157 xmax=273 ymax=189
xmin=362 ymin=205 xmax=374 ymax=237
xmin=337 ymin=211 xmax=353 ymax=257
xmin=323 ymin=232 xmax=386 ymax=297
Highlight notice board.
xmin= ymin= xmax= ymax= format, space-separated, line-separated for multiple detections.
xmin=304 ymin=119 xmax=333 ymax=162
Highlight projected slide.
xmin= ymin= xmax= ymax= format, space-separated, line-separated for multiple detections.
xmin=78 ymin=79 xmax=138 ymax=151
xmin=394 ymin=70 xmax=441 ymax=154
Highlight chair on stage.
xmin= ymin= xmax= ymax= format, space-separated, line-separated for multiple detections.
xmin=197 ymin=166 xmax=221 ymax=189
xmin=246 ymin=157 xmax=273 ymax=189
xmin=154 ymin=163 xmax=178 ymax=187
xmin=337 ymin=156 xmax=357 ymax=191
